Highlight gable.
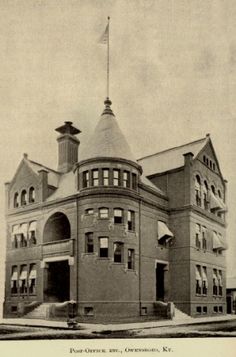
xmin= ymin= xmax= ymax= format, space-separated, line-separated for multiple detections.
xmin=8 ymin=159 xmax=40 ymax=209
xmin=9 ymin=159 xmax=40 ymax=192
xmin=196 ymin=139 xmax=222 ymax=177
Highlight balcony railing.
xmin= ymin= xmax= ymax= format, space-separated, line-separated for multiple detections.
xmin=42 ymin=239 xmax=74 ymax=257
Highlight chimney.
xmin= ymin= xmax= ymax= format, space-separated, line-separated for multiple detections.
xmin=55 ymin=121 xmax=81 ymax=173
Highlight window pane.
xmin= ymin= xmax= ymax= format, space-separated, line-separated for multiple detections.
xmin=99 ymin=208 xmax=109 ymax=218
xmin=114 ymin=209 xmax=123 ymax=223
xmin=128 ymin=249 xmax=135 ymax=269
xmin=100 ymin=237 xmax=108 ymax=248
xmin=113 ymin=242 xmax=123 ymax=263
xmin=103 ymin=169 xmax=109 ymax=186
xmin=99 ymin=237 xmax=108 ymax=257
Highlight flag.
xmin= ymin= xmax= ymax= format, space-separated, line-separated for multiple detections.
xmin=99 ymin=23 xmax=109 ymax=44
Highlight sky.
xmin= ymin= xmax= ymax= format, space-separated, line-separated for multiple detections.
xmin=0 ymin=0 xmax=236 ymax=317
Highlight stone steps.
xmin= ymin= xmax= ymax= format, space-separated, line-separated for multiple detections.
xmin=173 ymin=307 xmax=192 ymax=321
xmin=24 ymin=303 xmax=52 ymax=319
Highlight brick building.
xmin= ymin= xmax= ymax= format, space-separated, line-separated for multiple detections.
xmin=3 ymin=98 xmax=228 ymax=320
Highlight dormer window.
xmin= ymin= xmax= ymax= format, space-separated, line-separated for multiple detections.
xmin=21 ymin=190 xmax=27 ymax=206
xmin=13 ymin=193 xmax=19 ymax=208
xmin=29 ymin=187 xmax=35 ymax=203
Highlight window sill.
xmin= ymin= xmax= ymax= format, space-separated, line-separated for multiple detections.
xmin=97 ymin=257 xmax=109 ymax=260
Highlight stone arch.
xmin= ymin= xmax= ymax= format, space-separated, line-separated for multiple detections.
xmin=43 ymin=212 xmax=71 ymax=243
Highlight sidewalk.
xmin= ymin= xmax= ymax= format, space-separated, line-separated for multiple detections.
xmin=1 ymin=314 xmax=236 ymax=333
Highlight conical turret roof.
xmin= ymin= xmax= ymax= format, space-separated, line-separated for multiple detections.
xmin=80 ymin=99 xmax=136 ymax=163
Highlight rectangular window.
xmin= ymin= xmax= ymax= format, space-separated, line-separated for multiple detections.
xmin=113 ymin=169 xmax=120 ymax=186
xmin=102 ymin=169 xmax=109 ymax=186
xmin=83 ymin=171 xmax=89 ymax=188
xmin=113 ymin=242 xmax=123 ymax=263
xmin=196 ymin=306 xmax=201 ymax=314
xmin=202 ymin=267 xmax=208 ymax=295
xmin=132 ymin=173 xmax=137 ymax=190
xmin=219 ymin=306 xmax=223 ymax=313
xmin=92 ymin=169 xmax=99 ymax=186
xmin=114 ymin=208 xmax=123 ymax=224
xmin=123 ymin=171 xmax=130 ymax=188
xmin=213 ymin=306 xmax=218 ymax=313
xmin=11 ymin=266 xmax=18 ymax=294
xmin=128 ymin=249 xmax=135 ymax=270
xmin=85 ymin=232 xmax=94 ymax=253
xmin=218 ymin=270 xmax=223 ymax=296
xmin=19 ymin=265 xmax=27 ymax=294
xmin=84 ymin=307 xmax=94 ymax=316
xmin=196 ymin=265 xmax=202 ymax=294
xmin=127 ymin=210 xmax=135 ymax=231
xmin=29 ymin=221 xmax=37 ymax=246
xmin=213 ymin=269 xmax=218 ymax=295
xmin=99 ymin=237 xmax=108 ymax=258
xmin=29 ymin=264 xmax=37 ymax=295
xmin=99 ymin=207 xmax=109 ymax=219
xmin=195 ymin=224 xmax=201 ymax=249
xmin=203 ymin=306 xmax=207 ymax=314
xmin=202 ymin=227 xmax=207 ymax=250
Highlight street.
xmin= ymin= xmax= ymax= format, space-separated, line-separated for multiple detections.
xmin=1 ymin=318 xmax=236 ymax=339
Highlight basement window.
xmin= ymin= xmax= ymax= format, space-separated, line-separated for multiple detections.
xmin=196 ymin=306 xmax=201 ymax=314
xmin=84 ymin=307 xmax=94 ymax=316
xmin=11 ymin=306 xmax=17 ymax=313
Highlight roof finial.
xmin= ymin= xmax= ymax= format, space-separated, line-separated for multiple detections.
xmin=102 ymin=97 xmax=114 ymax=116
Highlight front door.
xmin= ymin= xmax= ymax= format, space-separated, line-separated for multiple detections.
xmin=44 ymin=260 xmax=70 ymax=302
xmin=156 ymin=263 xmax=165 ymax=301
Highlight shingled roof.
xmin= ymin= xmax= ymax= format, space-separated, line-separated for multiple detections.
xmin=138 ymin=136 xmax=208 ymax=176
xmin=80 ymin=100 xmax=137 ymax=163
xmin=27 ymin=158 xmax=61 ymax=187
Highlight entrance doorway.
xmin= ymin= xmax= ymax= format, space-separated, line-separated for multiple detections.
xmin=44 ymin=260 xmax=70 ymax=302
xmin=156 ymin=263 xmax=166 ymax=301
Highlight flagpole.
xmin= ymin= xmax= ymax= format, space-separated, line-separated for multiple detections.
xmin=107 ymin=16 xmax=110 ymax=99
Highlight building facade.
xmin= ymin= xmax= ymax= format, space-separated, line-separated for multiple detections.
xmin=3 ymin=98 xmax=228 ymax=321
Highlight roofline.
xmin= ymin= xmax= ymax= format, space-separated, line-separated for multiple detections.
xmin=137 ymin=137 xmax=206 ymax=161
xmin=75 ymin=157 xmax=143 ymax=174
xmin=28 ymin=159 xmax=62 ymax=175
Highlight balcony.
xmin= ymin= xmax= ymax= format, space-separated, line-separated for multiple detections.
xmin=42 ymin=239 xmax=74 ymax=258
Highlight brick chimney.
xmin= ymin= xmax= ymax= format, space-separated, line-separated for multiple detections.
xmin=55 ymin=121 xmax=81 ymax=173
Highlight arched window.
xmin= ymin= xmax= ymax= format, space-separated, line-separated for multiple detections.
xmin=21 ymin=190 xmax=27 ymax=206
xmin=195 ymin=175 xmax=201 ymax=207
xmin=211 ymin=185 xmax=215 ymax=195
xmin=29 ymin=187 xmax=35 ymax=203
xmin=203 ymin=181 xmax=209 ymax=210
xmin=13 ymin=192 xmax=19 ymax=208
xmin=218 ymin=190 xmax=222 ymax=199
